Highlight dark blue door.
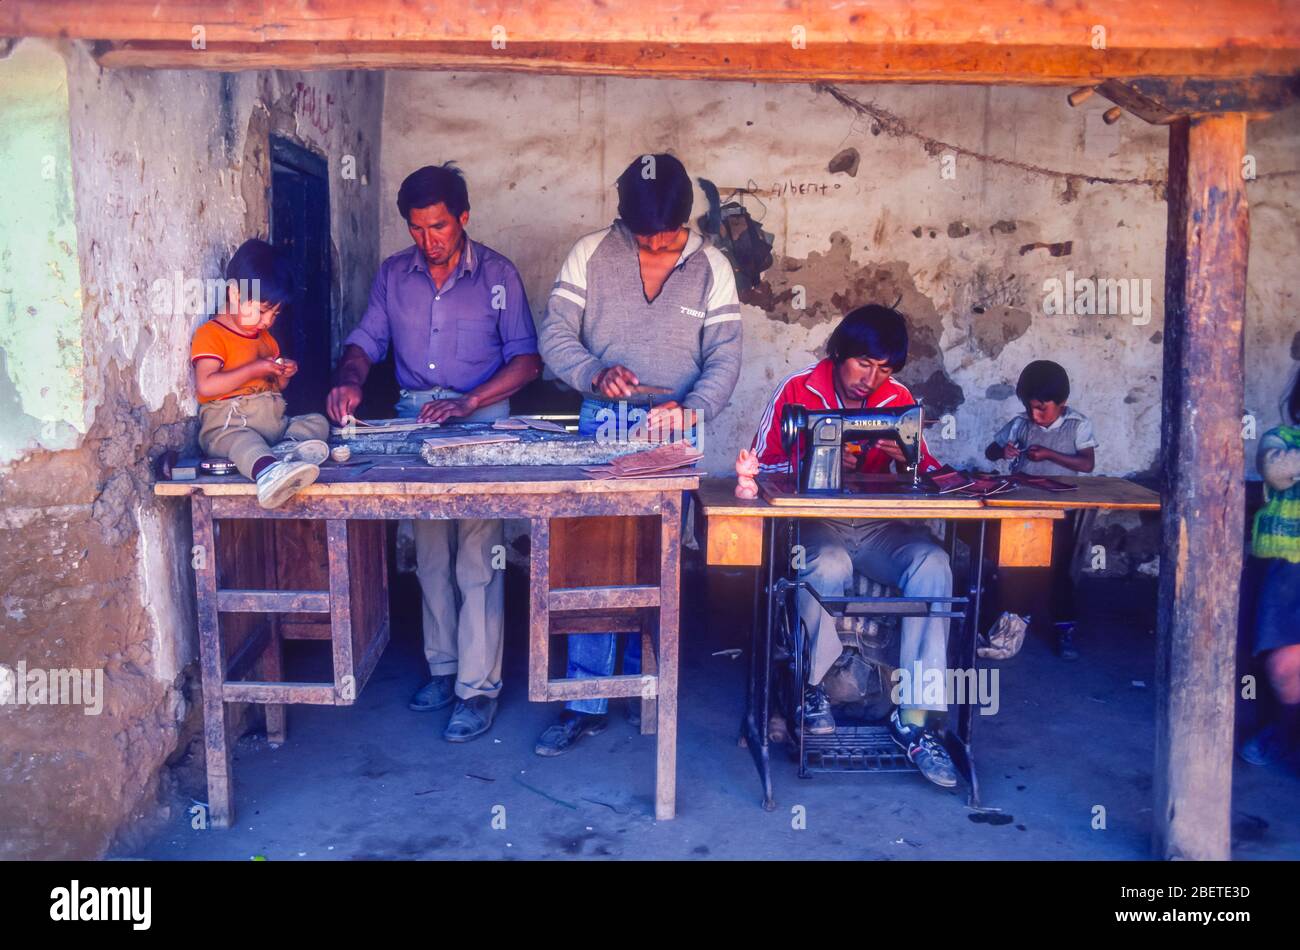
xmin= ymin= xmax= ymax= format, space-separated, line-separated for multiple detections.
xmin=270 ymin=137 xmax=331 ymax=417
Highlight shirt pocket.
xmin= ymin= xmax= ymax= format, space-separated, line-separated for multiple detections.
xmin=454 ymin=315 xmax=501 ymax=364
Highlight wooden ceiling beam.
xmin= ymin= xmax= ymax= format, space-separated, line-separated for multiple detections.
xmin=91 ymin=39 xmax=1300 ymax=85
xmin=1096 ymin=77 xmax=1299 ymax=122
xmin=5 ymin=0 xmax=1300 ymax=52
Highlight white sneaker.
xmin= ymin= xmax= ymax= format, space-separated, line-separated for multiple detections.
xmin=272 ymin=438 xmax=330 ymax=465
xmin=256 ymin=459 xmax=320 ymax=508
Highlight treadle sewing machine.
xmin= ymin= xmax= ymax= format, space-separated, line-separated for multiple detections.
xmin=746 ymin=402 xmax=986 ymax=804
xmin=698 ymin=453 xmax=1157 ymax=811
xmin=779 ymin=403 xmax=932 ymax=495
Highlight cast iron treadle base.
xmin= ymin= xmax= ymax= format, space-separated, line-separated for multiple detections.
xmin=801 ymin=724 xmax=913 ymax=773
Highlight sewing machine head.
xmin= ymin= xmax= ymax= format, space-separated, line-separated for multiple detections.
xmin=780 ymin=403 xmax=926 ymax=494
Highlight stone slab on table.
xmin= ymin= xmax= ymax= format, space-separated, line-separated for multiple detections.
xmin=334 ymin=422 xmax=649 ymax=467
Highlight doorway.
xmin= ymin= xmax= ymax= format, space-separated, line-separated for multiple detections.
xmin=270 ymin=136 xmax=332 ymax=416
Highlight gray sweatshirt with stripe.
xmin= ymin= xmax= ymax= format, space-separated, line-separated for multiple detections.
xmin=539 ymin=221 xmax=743 ymax=421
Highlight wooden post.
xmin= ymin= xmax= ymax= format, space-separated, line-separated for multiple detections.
xmin=1154 ymin=113 xmax=1248 ymax=861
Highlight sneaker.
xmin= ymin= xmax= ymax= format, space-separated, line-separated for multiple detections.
xmin=286 ymin=439 xmax=330 ymax=465
xmin=444 ymin=695 xmax=497 ymax=742
xmin=1240 ymin=726 xmax=1290 ymax=767
xmin=889 ymin=709 xmax=960 ymax=788
xmin=534 ymin=711 xmax=608 ymax=756
xmin=255 ymin=459 xmax=320 ymax=509
xmin=800 ymin=685 xmax=836 ymax=736
xmin=409 ymin=675 xmax=455 ymax=712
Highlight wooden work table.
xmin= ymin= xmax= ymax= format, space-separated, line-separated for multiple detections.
xmin=156 ymin=462 xmax=696 ymax=825
xmin=698 ymin=475 xmax=1159 ymax=569
xmin=980 ymin=475 xmax=1162 ymax=511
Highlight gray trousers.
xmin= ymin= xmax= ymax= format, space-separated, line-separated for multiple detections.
xmin=197 ymin=392 xmax=329 ymax=480
xmin=797 ymin=519 xmax=952 ymax=711
xmin=397 ymin=388 xmax=510 ymax=700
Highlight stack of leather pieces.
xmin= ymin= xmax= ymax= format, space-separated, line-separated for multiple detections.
xmin=957 ymin=475 xmax=1018 ymax=498
xmin=582 ymin=442 xmax=703 ymax=480
xmin=928 ymin=466 xmax=1078 ymax=498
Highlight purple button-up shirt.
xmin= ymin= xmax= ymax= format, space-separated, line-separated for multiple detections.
xmin=344 ymin=239 xmax=538 ymax=393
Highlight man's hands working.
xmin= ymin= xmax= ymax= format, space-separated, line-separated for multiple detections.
xmin=418 ymin=395 xmax=480 ymax=424
xmin=593 ymin=364 xmax=640 ymax=399
xmin=326 ymin=345 xmax=373 ymax=424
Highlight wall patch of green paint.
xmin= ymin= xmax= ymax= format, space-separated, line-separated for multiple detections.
xmin=0 ymin=41 xmax=84 ymax=464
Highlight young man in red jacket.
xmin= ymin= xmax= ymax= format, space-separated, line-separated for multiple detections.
xmin=743 ymin=304 xmax=958 ymax=788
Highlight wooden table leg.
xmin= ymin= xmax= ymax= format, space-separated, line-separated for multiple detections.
xmin=262 ymin=618 xmax=287 ymax=746
xmin=262 ymin=521 xmax=286 ymax=745
xmin=655 ymin=491 xmax=682 ymax=820
xmin=639 ymin=609 xmax=658 ymax=736
xmin=325 ymin=520 xmax=355 ymax=699
xmin=528 ymin=517 xmax=550 ymax=703
xmin=192 ymin=493 xmax=233 ymax=828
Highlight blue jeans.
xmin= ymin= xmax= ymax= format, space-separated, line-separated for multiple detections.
xmin=1255 ymin=557 xmax=1300 ymax=654
xmin=797 ymin=519 xmax=951 ymax=710
xmin=577 ymin=396 xmax=701 ymax=447
xmin=566 ymin=629 xmax=643 ymax=715
xmin=565 ymin=398 xmax=652 ymax=713
xmin=578 ymin=397 xmax=647 ymax=441
xmin=565 ymin=397 xmax=702 ymax=713
xmin=395 ymin=387 xmax=510 ymax=424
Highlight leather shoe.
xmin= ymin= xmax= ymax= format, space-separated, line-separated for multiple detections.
xmin=409 ymin=675 xmax=455 ymax=712
xmin=444 ymin=695 xmax=498 ymax=742
xmin=534 ymin=711 xmax=608 ymax=757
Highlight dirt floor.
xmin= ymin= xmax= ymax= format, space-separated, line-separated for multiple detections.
xmin=124 ymin=566 xmax=1300 ymax=861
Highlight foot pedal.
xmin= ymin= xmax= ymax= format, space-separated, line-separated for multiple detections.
xmin=802 ymin=724 xmax=913 ymax=773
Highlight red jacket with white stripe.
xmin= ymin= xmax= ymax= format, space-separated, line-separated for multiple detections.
xmin=750 ymin=358 xmax=943 ymax=475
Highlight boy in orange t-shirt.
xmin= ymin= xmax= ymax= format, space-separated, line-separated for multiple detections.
xmin=191 ymin=239 xmax=329 ymax=508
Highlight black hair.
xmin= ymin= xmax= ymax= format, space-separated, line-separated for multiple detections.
xmin=1285 ymin=367 xmax=1300 ymax=425
xmin=225 ymin=239 xmax=294 ymax=308
xmin=827 ymin=305 xmax=909 ymax=370
xmin=1016 ymin=360 xmax=1071 ymax=406
xmin=616 ymin=153 xmax=692 ymax=235
xmin=397 ymin=163 xmax=470 ymax=221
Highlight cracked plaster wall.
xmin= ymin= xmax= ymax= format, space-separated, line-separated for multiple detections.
xmin=380 ymin=75 xmax=1297 ymax=487
xmin=0 ymin=40 xmax=383 ymax=857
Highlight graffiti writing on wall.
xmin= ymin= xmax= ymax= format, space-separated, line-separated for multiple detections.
xmin=291 ymin=82 xmax=335 ymax=137
xmin=771 ymin=180 xmax=842 ymax=198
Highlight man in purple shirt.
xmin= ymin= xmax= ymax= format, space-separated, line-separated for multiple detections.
xmin=327 ymin=164 xmax=541 ymax=742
